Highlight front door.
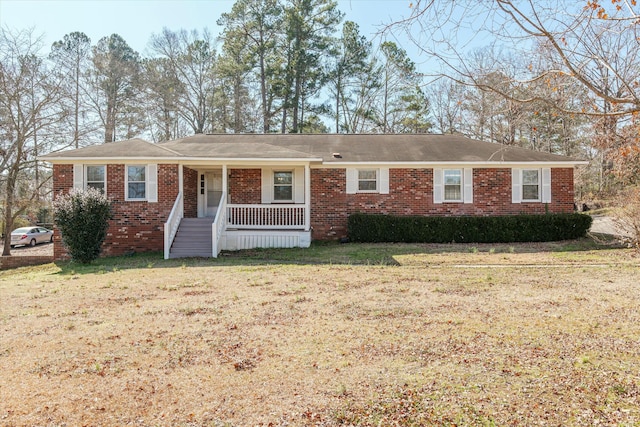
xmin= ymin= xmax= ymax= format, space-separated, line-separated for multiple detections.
xmin=205 ymin=171 xmax=223 ymax=217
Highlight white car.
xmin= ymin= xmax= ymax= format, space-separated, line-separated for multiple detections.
xmin=10 ymin=227 xmax=54 ymax=248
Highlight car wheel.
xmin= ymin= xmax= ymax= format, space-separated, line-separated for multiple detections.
xmin=29 ymin=239 xmax=36 ymax=247
xmin=49 ymin=235 xmax=54 ymax=243
xmin=10 ymin=245 xmax=15 ymax=249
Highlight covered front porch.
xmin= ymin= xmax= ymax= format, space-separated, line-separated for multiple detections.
xmin=164 ymin=163 xmax=312 ymax=259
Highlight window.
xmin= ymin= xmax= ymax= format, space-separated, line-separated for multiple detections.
xmin=86 ymin=165 xmax=105 ymax=193
xmin=358 ymin=169 xmax=378 ymax=192
xmin=434 ymin=168 xmax=472 ymax=204
xmin=126 ymin=165 xmax=146 ymax=200
xmin=522 ymin=169 xmax=540 ymax=201
xmin=346 ymin=168 xmax=389 ymax=195
xmin=273 ymin=171 xmax=293 ymax=201
xmin=443 ymin=169 xmax=462 ymax=202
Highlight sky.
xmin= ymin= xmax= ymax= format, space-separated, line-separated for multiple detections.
xmin=0 ymin=0 xmax=422 ymax=60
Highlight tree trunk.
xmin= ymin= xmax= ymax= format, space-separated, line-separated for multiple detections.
xmin=1 ymin=158 xmax=19 ymax=257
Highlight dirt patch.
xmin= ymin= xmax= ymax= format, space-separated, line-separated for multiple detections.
xmin=0 ymin=247 xmax=638 ymax=425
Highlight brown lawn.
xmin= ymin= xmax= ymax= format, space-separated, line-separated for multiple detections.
xmin=1 ymin=241 xmax=639 ymax=426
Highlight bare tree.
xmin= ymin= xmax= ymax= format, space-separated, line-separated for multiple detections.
xmin=0 ymin=28 xmax=64 ymax=256
xmin=50 ymin=32 xmax=93 ymax=149
xmin=149 ymin=28 xmax=219 ymax=134
xmin=391 ymin=1 xmax=640 ymax=118
xmin=426 ymin=79 xmax=465 ymax=134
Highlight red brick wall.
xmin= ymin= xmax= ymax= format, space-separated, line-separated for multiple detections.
xmin=53 ymin=164 xmax=74 ymax=195
xmin=0 ymin=255 xmax=54 ymax=270
xmin=310 ymin=167 xmax=576 ymax=240
xmin=52 ymin=163 xmax=180 ymax=259
xmin=52 ymin=164 xmax=75 ymax=259
xmin=183 ymin=167 xmax=198 ymax=218
xmin=229 ymin=169 xmax=261 ymax=204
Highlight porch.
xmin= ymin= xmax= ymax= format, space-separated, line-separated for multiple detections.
xmin=164 ymin=164 xmax=312 ymax=259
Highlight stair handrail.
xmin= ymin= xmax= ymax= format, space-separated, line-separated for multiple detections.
xmin=164 ymin=191 xmax=183 ymax=259
xmin=211 ymin=191 xmax=227 ymax=257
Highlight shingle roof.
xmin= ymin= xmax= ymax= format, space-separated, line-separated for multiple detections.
xmin=41 ymin=138 xmax=181 ymax=159
xmin=41 ymin=134 xmax=584 ymax=164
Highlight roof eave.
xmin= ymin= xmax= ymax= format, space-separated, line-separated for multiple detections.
xmin=39 ymin=156 xmax=324 ymax=164
xmin=319 ymin=160 xmax=589 ymax=167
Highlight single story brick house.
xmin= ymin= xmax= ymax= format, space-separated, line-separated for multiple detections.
xmin=41 ymin=134 xmax=586 ymax=259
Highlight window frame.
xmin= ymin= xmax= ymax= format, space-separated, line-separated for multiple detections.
xmin=85 ymin=165 xmax=106 ymax=194
xmin=443 ymin=169 xmax=463 ymax=202
xmin=125 ymin=164 xmax=147 ymax=201
xmin=273 ymin=170 xmax=294 ymax=203
xmin=522 ymin=169 xmax=541 ymax=202
xmin=357 ymin=168 xmax=379 ymax=193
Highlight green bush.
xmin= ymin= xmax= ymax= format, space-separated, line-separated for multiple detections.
xmin=53 ymin=188 xmax=112 ymax=263
xmin=347 ymin=212 xmax=593 ymax=243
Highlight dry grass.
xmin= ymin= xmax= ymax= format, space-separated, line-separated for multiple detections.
xmin=1 ymin=241 xmax=639 ymax=426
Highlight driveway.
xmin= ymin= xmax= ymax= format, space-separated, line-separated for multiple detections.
xmin=1 ymin=241 xmax=54 ymax=257
xmin=589 ymin=215 xmax=633 ymax=238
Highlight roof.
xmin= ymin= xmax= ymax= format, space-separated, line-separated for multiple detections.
xmin=41 ymin=133 xmax=585 ymax=165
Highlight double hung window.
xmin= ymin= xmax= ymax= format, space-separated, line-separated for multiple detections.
xmin=127 ymin=165 xmax=146 ymax=200
xmin=522 ymin=169 xmax=540 ymax=201
xmin=358 ymin=169 xmax=378 ymax=192
xmin=86 ymin=165 xmax=105 ymax=193
xmin=273 ymin=171 xmax=293 ymax=202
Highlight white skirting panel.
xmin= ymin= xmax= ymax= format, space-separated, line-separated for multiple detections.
xmin=223 ymin=230 xmax=311 ymax=251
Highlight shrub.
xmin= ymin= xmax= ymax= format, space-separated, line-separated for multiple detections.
xmin=347 ymin=212 xmax=593 ymax=244
xmin=53 ymin=188 xmax=112 ymax=263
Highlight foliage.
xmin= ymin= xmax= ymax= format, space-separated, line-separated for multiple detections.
xmin=89 ymin=34 xmax=141 ymax=142
xmin=52 ymin=188 xmax=112 ymax=263
xmin=347 ymin=212 xmax=593 ymax=243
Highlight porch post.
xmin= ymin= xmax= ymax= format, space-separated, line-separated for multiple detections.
xmin=179 ymin=164 xmax=184 ymax=210
xmin=222 ymin=164 xmax=228 ymax=203
xmin=305 ymin=163 xmax=311 ymax=231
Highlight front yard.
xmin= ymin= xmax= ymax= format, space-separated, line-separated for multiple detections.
xmin=1 ymin=241 xmax=638 ymax=426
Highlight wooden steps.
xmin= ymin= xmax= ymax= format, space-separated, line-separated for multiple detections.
xmin=169 ymin=217 xmax=214 ymax=258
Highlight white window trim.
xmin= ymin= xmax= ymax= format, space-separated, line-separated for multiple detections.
xmin=357 ymin=169 xmax=379 ymax=193
xmin=261 ymin=167 xmax=305 ymax=204
xmin=434 ymin=168 xmax=473 ymax=204
xmin=273 ymin=170 xmax=294 ymax=203
xmin=512 ymin=168 xmax=551 ymax=204
xmin=125 ymin=164 xmax=147 ymax=201
xmin=443 ymin=169 xmax=463 ymax=202
xmin=346 ymin=167 xmax=390 ymax=195
xmin=522 ymin=168 xmax=541 ymax=202
xmin=85 ymin=165 xmax=107 ymax=193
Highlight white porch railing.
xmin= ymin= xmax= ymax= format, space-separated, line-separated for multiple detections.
xmin=164 ymin=192 xmax=183 ymax=259
xmin=227 ymin=204 xmax=306 ymax=229
xmin=211 ymin=192 xmax=227 ymax=258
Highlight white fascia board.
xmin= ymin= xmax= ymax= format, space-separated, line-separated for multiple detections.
xmin=40 ymin=157 xmax=323 ymax=165
xmin=178 ymin=158 xmax=322 ymax=166
xmin=315 ymin=160 xmax=587 ymax=168
xmin=39 ymin=156 xmax=180 ymax=164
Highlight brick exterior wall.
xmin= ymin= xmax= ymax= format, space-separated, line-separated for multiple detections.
xmin=183 ymin=167 xmax=198 ymax=218
xmin=310 ymin=167 xmax=575 ymax=241
xmin=52 ymin=163 xmax=180 ymax=260
xmin=229 ymin=169 xmax=261 ymax=204
xmin=53 ymin=163 xmax=576 ymax=257
xmin=0 ymin=255 xmax=54 ymax=270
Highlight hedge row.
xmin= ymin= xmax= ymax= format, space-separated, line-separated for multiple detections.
xmin=347 ymin=212 xmax=593 ymax=243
